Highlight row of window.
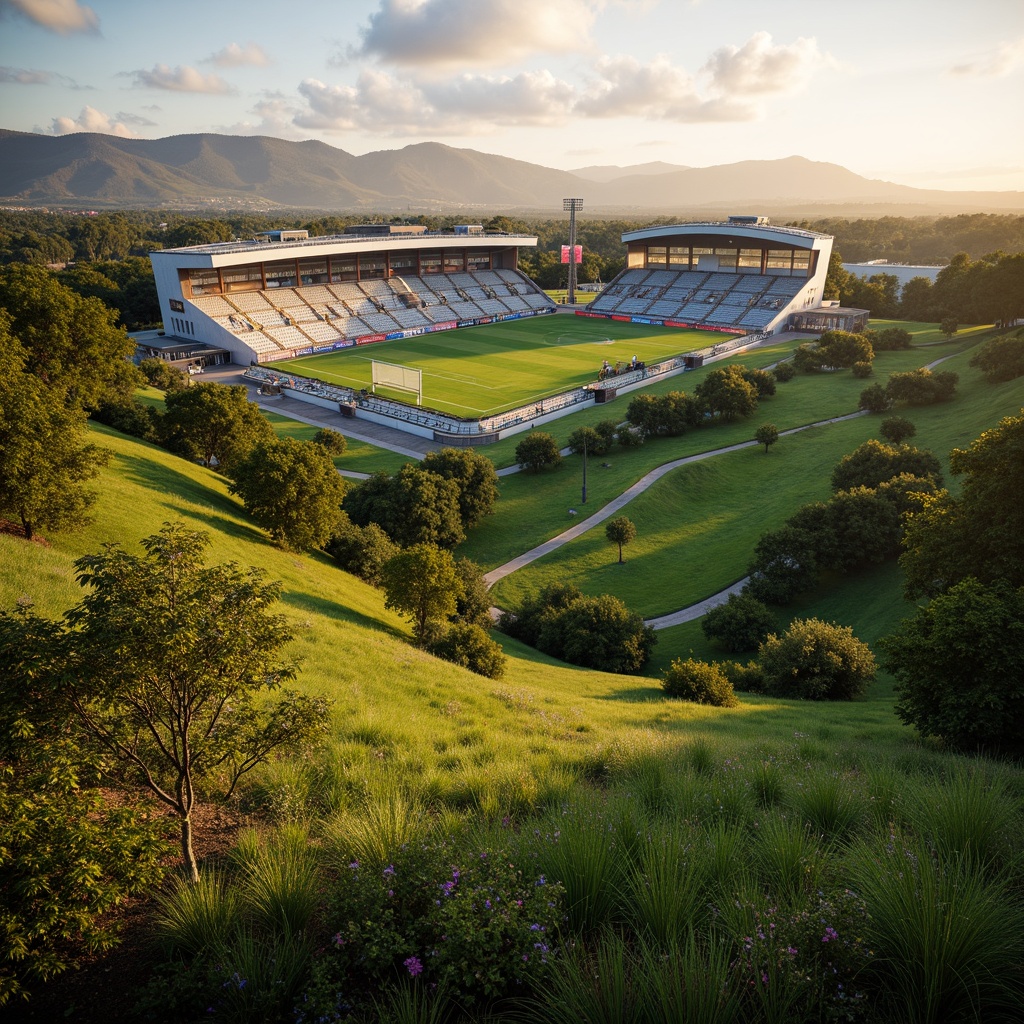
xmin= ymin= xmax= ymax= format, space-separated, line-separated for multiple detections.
xmin=642 ymin=245 xmax=812 ymax=272
xmin=171 ymin=316 xmax=196 ymax=336
xmin=183 ymin=249 xmax=503 ymax=296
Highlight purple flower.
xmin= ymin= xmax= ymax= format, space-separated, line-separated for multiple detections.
xmin=348 ymin=861 xmax=359 ymax=870
xmin=404 ymin=956 xmax=424 ymax=977
xmin=383 ymin=864 xmax=395 ymax=876
xmin=822 ymin=926 xmax=839 ymax=943
xmin=388 ymin=889 xmax=394 ymax=898
xmin=485 ymin=899 xmax=492 ymax=909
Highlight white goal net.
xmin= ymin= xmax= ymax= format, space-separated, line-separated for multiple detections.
xmin=371 ymin=360 xmax=422 ymax=405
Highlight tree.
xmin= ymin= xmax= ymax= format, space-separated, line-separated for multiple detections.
xmin=380 ymin=543 xmax=462 ymax=645
xmin=758 ymin=619 xmax=876 ymax=701
xmin=880 ymin=416 xmax=917 ymax=445
xmin=870 ymin=327 xmax=913 ymax=351
xmin=745 ymin=525 xmax=820 ymax=605
xmin=567 ymin=425 xmax=602 ymax=456
xmin=969 ymin=332 xmax=1024 ymax=383
xmin=740 ymin=366 xmax=777 ymax=398
xmin=661 ymin=658 xmax=738 ymax=707
xmin=312 ymin=426 xmax=348 ymax=455
xmin=851 ymin=360 xmax=873 ymax=379
xmin=694 ymin=365 xmax=759 ymax=420
xmin=51 ymin=524 xmax=330 ymax=881
xmin=0 ymin=330 xmax=110 ymax=540
xmin=754 ymin=423 xmax=779 ymax=454
xmin=161 ymin=382 xmax=274 ymax=472
xmin=326 ymin=515 xmax=399 ymax=586
xmin=420 ymin=447 xmax=499 ymax=530
xmin=899 ymin=277 xmax=934 ymax=322
xmin=701 ymin=592 xmax=776 ymax=653
xmin=885 ymin=368 xmax=958 ymax=406
xmin=773 ymin=361 xmax=796 ymax=382
xmin=0 ymin=263 xmax=140 ymax=408
xmin=428 ymin=623 xmax=507 ymax=679
xmin=229 ymin=437 xmax=347 ymax=551
xmin=539 ymin=593 xmax=656 ymax=674
xmin=816 ymin=330 xmax=874 ymax=369
xmin=452 ymin=557 xmax=494 ymax=629
xmin=941 ymin=317 xmax=959 ymax=340
xmin=0 ymin=606 xmax=168 ymax=1005
xmin=139 ymin=356 xmax=189 ymax=392
xmin=830 ymin=439 xmax=942 ymax=492
xmin=606 ymin=515 xmax=637 ymax=563
xmin=901 ymin=411 xmax=1024 ymax=597
xmin=858 ymin=383 xmax=891 ymax=413
xmin=515 ymin=431 xmax=562 ymax=472
xmin=882 ymin=578 xmax=1024 ymax=754
xmin=387 ymin=464 xmax=465 ymax=549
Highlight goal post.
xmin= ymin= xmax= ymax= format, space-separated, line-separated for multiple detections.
xmin=371 ymin=360 xmax=423 ymax=405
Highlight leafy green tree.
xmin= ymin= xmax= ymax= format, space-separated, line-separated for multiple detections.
xmin=567 ymin=425 xmax=602 ymax=456
xmin=161 ymin=382 xmax=274 ymax=472
xmin=0 ymin=331 xmax=110 ymax=540
xmin=772 ymin=361 xmax=796 ymax=382
xmin=428 ymin=623 xmax=506 ymax=679
xmin=816 ymin=330 xmax=875 ymax=369
xmin=870 ymin=326 xmax=913 ymax=351
xmin=745 ymin=525 xmax=820 ymax=605
xmin=0 ymin=607 xmax=169 ymax=1005
xmin=941 ymin=316 xmax=959 ymax=340
xmin=694 ymin=365 xmax=759 ymax=420
xmin=139 ymin=357 xmax=189 ymax=392
xmin=387 ymin=464 xmax=465 ymax=549
xmin=342 ymin=470 xmax=395 ymax=534
xmin=50 ymin=525 xmax=330 ymax=881
xmin=515 ymin=431 xmax=562 ymax=472
xmin=885 ymin=368 xmax=958 ymax=406
xmin=821 ymin=486 xmax=903 ymax=571
xmin=758 ymin=619 xmax=876 ymax=700
xmin=380 ymin=543 xmax=462 ymax=645
xmin=312 ymin=426 xmax=348 ymax=455
xmin=452 ymin=557 xmax=494 ymax=629
xmin=882 ymin=578 xmax=1024 ymax=754
xmin=755 ymin=423 xmax=779 ymax=453
xmin=0 ymin=263 xmax=139 ymax=408
xmin=880 ymin=416 xmax=917 ymax=445
xmin=326 ymin=515 xmax=399 ymax=586
xmin=851 ymin=360 xmax=873 ymax=379
xmin=420 ymin=447 xmax=499 ymax=530
xmin=739 ymin=366 xmax=777 ymax=398
xmin=701 ymin=592 xmax=776 ymax=653
xmin=594 ymin=419 xmax=619 ymax=452
xmin=900 ymin=411 xmax=1024 ymax=597
xmin=661 ymin=658 xmax=738 ymax=707
xmin=538 ymin=593 xmax=656 ymax=674
xmin=229 ymin=437 xmax=347 ymax=551
xmin=969 ymin=332 xmax=1024 ymax=383
xmin=831 ymin=439 xmax=942 ymax=492
xmin=899 ymin=277 xmax=934 ymax=321
xmin=626 ymin=392 xmax=666 ymax=437
xmin=606 ymin=515 xmax=637 ymax=563
xmin=858 ymin=383 xmax=891 ymax=413
xmin=498 ymin=583 xmax=583 ymax=648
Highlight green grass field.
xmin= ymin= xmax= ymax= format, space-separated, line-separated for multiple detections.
xmin=269 ymin=316 xmax=715 ymax=418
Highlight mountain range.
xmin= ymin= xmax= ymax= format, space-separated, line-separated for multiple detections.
xmin=1 ymin=130 xmax=1020 ymax=216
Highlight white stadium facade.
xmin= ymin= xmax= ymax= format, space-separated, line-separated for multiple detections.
xmin=148 ymin=225 xmax=556 ymax=369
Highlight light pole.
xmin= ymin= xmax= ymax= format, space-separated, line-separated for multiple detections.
xmin=563 ymin=198 xmax=583 ymax=305
xmin=581 ymin=433 xmax=588 ymax=504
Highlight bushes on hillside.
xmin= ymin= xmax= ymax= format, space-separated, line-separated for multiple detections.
xmin=702 ymin=592 xmax=776 ymax=652
xmin=759 ymin=619 xmax=876 ymax=700
xmin=830 ymin=440 xmax=942 ymax=492
xmin=969 ymin=331 xmax=1024 ymax=383
xmin=428 ymin=622 xmax=506 ymax=679
xmin=661 ymin=657 xmax=738 ymax=706
xmin=515 ymin=431 xmax=562 ymax=472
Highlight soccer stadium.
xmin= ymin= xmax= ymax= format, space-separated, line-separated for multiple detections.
xmin=149 ymin=216 xmax=865 ymax=443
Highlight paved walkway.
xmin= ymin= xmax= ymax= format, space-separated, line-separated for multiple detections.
xmin=483 ymin=409 xmax=868 ymax=627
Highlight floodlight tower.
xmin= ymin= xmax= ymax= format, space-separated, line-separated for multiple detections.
xmin=563 ymin=197 xmax=583 ymax=305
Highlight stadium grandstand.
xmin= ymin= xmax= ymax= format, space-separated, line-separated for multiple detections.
xmin=149 ymin=226 xmax=556 ymax=367
xmin=583 ymin=216 xmax=866 ymax=335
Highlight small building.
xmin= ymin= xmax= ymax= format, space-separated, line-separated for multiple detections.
xmin=788 ymin=301 xmax=870 ymax=334
xmin=132 ymin=329 xmax=231 ymax=370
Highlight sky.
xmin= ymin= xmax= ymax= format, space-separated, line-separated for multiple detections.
xmin=1 ymin=0 xmax=1022 ymax=192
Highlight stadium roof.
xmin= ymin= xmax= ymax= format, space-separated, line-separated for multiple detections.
xmin=622 ymin=221 xmax=831 ymax=248
xmin=153 ymin=230 xmax=538 ymax=268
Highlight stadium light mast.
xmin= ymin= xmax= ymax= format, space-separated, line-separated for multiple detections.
xmin=563 ymin=198 xmax=583 ymax=305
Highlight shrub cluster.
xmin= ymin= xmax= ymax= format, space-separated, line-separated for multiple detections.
xmin=969 ymin=330 xmax=1024 ymax=383
xmin=794 ymin=330 xmax=874 ymax=372
xmin=861 ymin=368 xmax=959 ymax=411
xmin=661 ymin=657 xmax=738 ymax=706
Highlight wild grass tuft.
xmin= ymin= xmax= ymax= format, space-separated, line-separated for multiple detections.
xmin=790 ymin=772 xmax=864 ymax=840
xmin=849 ymin=829 xmax=1024 ymax=1024
xmin=372 ymin=981 xmax=450 ymax=1024
xmin=751 ymin=758 xmax=786 ymax=808
xmin=232 ymin=824 xmax=319 ymax=935
xmin=153 ymin=868 xmax=242 ymax=956
xmin=755 ymin=814 xmax=832 ymax=900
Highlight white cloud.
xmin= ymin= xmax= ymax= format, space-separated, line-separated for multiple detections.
xmin=951 ymin=36 xmax=1024 ymax=77
xmin=296 ymin=72 xmax=438 ymax=133
xmin=114 ymin=110 xmax=158 ymax=127
xmin=421 ymin=70 xmax=575 ymax=125
xmin=219 ymin=95 xmax=309 ymax=139
xmin=205 ymin=42 xmax=271 ymax=68
xmin=0 ymin=65 xmax=51 ymax=83
xmin=701 ymin=32 xmax=834 ymax=96
xmin=353 ymin=0 xmax=597 ymax=68
xmin=130 ymin=64 xmax=234 ymax=94
xmin=40 ymin=105 xmax=135 ymax=137
xmin=0 ymin=0 xmax=98 ymax=34
xmin=575 ymin=54 xmax=753 ymax=122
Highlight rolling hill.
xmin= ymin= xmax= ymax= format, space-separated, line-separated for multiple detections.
xmin=1 ymin=129 xmax=1021 ymax=214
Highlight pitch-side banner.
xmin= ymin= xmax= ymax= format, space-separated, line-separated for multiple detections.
xmin=560 ymin=245 xmax=583 ymax=264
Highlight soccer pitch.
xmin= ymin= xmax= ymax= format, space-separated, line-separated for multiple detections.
xmin=270 ymin=317 xmax=716 ymax=418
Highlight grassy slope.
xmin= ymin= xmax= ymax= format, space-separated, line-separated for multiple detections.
xmin=0 ymin=424 xmax=930 ymax=805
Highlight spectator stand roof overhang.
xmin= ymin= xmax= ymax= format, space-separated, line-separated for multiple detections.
xmin=621 ymin=222 xmax=831 ymax=250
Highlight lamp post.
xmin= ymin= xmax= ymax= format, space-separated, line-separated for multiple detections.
xmin=582 ymin=433 xmax=588 ymax=505
xmin=563 ymin=198 xmax=583 ymax=305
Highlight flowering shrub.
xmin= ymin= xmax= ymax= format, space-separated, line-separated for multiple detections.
xmin=303 ymin=840 xmax=564 ymax=1015
xmin=729 ymin=889 xmax=873 ymax=1022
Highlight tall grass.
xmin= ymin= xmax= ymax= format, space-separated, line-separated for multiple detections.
xmin=153 ymin=868 xmax=242 ymax=956
xmin=790 ymin=772 xmax=865 ymax=840
xmin=755 ymin=815 xmax=832 ymax=901
xmin=849 ymin=829 xmax=1024 ymax=1023
xmin=232 ymin=825 xmax=319 ymax=935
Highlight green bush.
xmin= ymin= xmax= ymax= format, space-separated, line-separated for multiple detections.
xmin=719 ymin=659 xmax=766 ymax=693
xmin=758 ymin=619 xmax=876 ymax=700
xmin=428 ymin=622 xmax=507 ymax=678
xmin=851 ymin=360 xmax=874 ymax=379
xmin=701 ymin=592 xmax=776 ymax=652
xmin=326 ymin=517 xmax=399 ymax=586
xmin=661 ymin=658 xmax=739 ymax=707
xmin=773 ymin=360 xmax=796 ymax=382
xmin=969 ymin=332 xmax=1024 ymax=383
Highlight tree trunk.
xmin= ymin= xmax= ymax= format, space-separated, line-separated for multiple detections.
xmin=180 ymin=816 xmax=200 ymax=883
xmin=20 ymin=513 xmax=33 ymax=541
xmin=618 ymin=543 xmax=623 ymax=564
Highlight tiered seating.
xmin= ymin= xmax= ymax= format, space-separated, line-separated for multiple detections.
xmin=303 ymin=321 xmax=344 ymax=344
xmin=738 ymin=308 xmax=777 ymax=330
xmin=476 ymin=298 xmax=510 ymax=316
xmin=228 ymin=291 xmax=274 ymax=313
xmin=262 ymin=324 xmax=310 ymax=350
xmin=212 ymin=314 xmax=258 ymax=335
xmin=190 ymin=295 xmax=236 ymax=317
xmin=247 ymin=333 xmax=287 ymax=357
xmin=502 ymin=295 xmax=530 ymax=312
xmin=298 ymin=284 xmax=336 ymax=305
xmin=390 ymin=307 xmax=431 ymax=329
xmin=248 ymin=308 xmax=289 ymax=328
xmin=361 ymin=311 xmax=402 ymax=333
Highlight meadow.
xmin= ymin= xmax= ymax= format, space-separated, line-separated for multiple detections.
xmin=4 ymin=320 xmax=1023 ymax=1022
xmin=269 ymin=316 xmax=711 ymax=418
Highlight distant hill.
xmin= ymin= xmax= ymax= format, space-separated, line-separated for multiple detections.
xmin=1 ymin=130 xmax=1020 ymax=215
